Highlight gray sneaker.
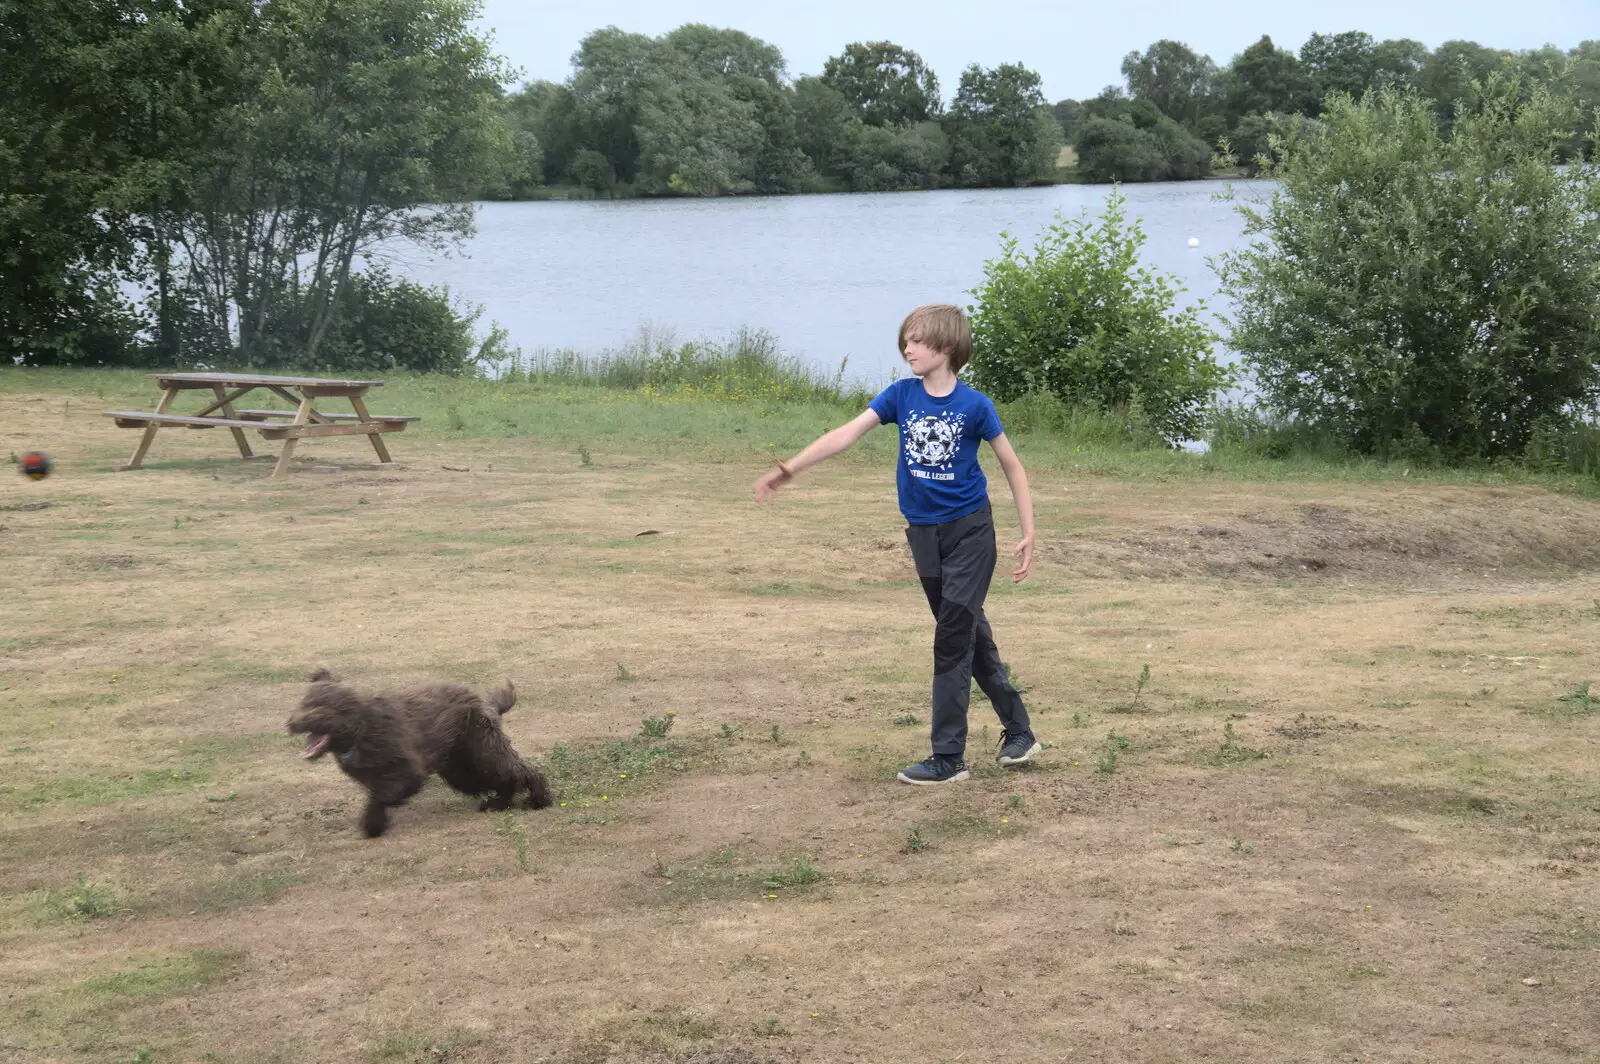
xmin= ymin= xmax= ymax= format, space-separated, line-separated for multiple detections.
xmin=897 ymin=754 xmax=970 ymax=786
xmin=997 ymin=729 xmax=1042 ymax=766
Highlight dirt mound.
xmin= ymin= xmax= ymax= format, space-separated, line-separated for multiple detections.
xmin=1045 ymin=487 xmax=1600 ymax=583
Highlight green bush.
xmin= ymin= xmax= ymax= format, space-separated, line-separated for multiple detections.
xmin=309 ymin=266 xmax=510 ymax=376
xmin=966 ymin=189 xmax=1230 ymax=444
xmin=1218 ymin=76 xmax=1600 ymax=461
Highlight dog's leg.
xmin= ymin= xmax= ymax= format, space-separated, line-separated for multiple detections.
xmin=481 ymin=790 xmax=514 ymax=812
xmin=523 ymin=767 xmax=553 ymax=810
xmin=361 ymin=797 xmax=392 ymax=838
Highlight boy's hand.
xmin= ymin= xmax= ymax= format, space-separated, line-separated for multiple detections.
xmin=1011 ymin=534 xmax=1034 ymax=583
xmin=753 ymin=465 xmax=792 ymax=503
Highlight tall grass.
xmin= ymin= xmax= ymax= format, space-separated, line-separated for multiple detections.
xmin=498 ymin=327 xmax=875 ymax=406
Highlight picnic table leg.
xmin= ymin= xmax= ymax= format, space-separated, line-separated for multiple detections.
xmin=270 ymin=394 xmax=317 ymax=478
xmin=212 ymin=384 xmax=255 ymax=460
xmin=349 ymin=395 xmax=393 ymax=464
xmin=124 ymin=387 xmax=178 ymax=470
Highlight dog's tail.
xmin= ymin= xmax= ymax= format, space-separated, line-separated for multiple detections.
xmin=487 ymin=680 xmax=517 ymax=717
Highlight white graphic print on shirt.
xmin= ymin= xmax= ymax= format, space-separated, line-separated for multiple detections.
xmin=903 ymin=409 xmax=964 ymax=482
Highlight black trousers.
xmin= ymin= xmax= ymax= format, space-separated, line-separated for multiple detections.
xmin=905 ymin=504 xmax=1031 ymax=757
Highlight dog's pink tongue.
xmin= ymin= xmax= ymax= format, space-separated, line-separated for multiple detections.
xmin=302 ymin=733 xmax=331 ymax=759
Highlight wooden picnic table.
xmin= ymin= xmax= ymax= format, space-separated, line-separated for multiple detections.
xmin=103 ymin=372 xmax=419 ymax=477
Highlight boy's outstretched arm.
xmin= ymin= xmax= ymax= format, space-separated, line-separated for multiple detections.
xmin=753 ymin=409 xmax=881 ymax=502
xmin=988 ymin=433 xmax=1035 ymax=582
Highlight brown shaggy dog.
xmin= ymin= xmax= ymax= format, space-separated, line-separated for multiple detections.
xmin=287 ymin=670 xmax=552 ymax=837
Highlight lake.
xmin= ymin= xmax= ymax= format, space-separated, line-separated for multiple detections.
xmin=391 ymin=180 xmax=1270 ymax=384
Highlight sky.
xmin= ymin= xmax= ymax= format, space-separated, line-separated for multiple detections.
xmin=475 ymin=0 xmax=1596 ymax=102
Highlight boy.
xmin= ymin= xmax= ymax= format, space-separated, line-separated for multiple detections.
xmin=753 ymin=304 xmax=1041 ymax=785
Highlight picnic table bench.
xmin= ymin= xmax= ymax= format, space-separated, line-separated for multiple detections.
xmin=104 ymin=372 xmax=419 ymax=477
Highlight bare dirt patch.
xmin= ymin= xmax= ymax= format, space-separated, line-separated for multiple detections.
xmin=1046 ymin=485 xmax=1600 ymax=582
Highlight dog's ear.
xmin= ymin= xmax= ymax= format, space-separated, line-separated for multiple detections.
xmin=310 ymin=668 xmax=336 ymax=683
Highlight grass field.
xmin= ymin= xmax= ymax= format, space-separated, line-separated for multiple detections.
xmin=3 ymin=369 xmax=1598 ymax=1063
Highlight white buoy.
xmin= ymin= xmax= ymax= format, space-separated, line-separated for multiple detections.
xmin=1187 ymin=237 xmax=1200 ymax=248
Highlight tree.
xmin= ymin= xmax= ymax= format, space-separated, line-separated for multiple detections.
xmin=1299 ymin=31 xmax=1377 ymax=100
xmin=1075 ymin=113 xmax=1212 ymax=181
xmin=167 ymin=0 xmax=514 ymax=365
xmin=503 ymin=80 xmax=581 ymax=185
xmin=569 ymin=27 xmax=670 ymax=183
xmin=1226 ymin=111 xmax=1321 ymax=174
xmin=1052 ymin=98 xmax=1083 ymax=141
xmin=635 ymin=76 xmax=765 ymax=195
xmin=967 ymin=190 xmax=1228 ymax=444
xmin=570 ymin=23 xmax=804 ymax=196
xmin=665 ymin=23 xmax=784 ymax=85
xmin=1222 ymin=35 xmax=1317 ymax=122
xmin=496 ymin=88 xmax=547 ymax=197
xmin=945 ymin=62 xmax=1058 ymax=187
xmin=821 ymin=41 xmax=940 ymax=127
xmin=1419 ymin=40 xmax=1508 ymax=130
xmin=794 ymin=75 xmax=856 ymax=176
xmin=1370 ymin=38 xmax=1431 ymax=91
xmin=1218 ymin=78 xmax=1600 ymax=460
xmin=1120 ymin=40 xmax=1218 ymax=129
xmin=0 ymin=0 xmax=224 ymax=364
xmin=569 ymin=148 xmax=615 ymax=196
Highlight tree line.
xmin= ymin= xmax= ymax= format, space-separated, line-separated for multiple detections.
xmin=1062 ymin=33 xmax=1600 ymax=182
xmin=496 ymin=29 xmax=1062 ymax=198
xmin=501 ymin=27 xmax=1600 ymax=195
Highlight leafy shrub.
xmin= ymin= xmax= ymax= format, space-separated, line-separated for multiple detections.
xmin=967 ymin=189 xmax=1230 ymax=444
xmin=310 ymin=265 xmax=512 ymax=376
xmin=1218 ymin=77 xmax=1600 ymax=461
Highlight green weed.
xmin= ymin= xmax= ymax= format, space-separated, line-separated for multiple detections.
xmin=892 ymin=713 xmax=919 ymax=727
xmin=37 ymin=874 xmax=123 ymax=921
xmin=1203 ymin=719 xmax=1270 ymax=765
xmin=639 ymin=712 xmax=675 ymax=738
xmin=614 ymin=662 xmax=636 ymax=683
xmin=495 ymin=812 xmax=535 ymax=873
xmin=1556 ymin=681 xmax=1594 ymax=717
xmin=904 ymin=824 xmax=927 ymax=854
xmin=763 ymin=855 xmax=824 ymax=890
xmin=1096 ymin=730 xmax=1129 ymax=775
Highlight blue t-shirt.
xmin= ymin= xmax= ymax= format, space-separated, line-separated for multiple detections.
xmin=869 ymin=377 xmax=1004 ymax=526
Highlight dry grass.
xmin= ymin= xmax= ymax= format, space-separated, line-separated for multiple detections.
xmin=2 ymin=386 xmax=1599 ymax=1063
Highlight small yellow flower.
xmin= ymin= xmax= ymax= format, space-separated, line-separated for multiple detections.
xmin=601 ymin=795 xmax=608 ymax=800
xmin=767 ymin=893 xmax=777 ymax=899
xmin=619 ymin=773 xmax=627 ymax=779
xmin=812 ymin=1013 xmax=820 ymax=1018
xmin=1001 ymin=818 xmax=1010 ymax=824
xmin=560 ymin=802 xmax=567 ymax=807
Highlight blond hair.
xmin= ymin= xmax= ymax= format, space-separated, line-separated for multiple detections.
xmin=898 ymin=304 xmax=973 ymax=372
